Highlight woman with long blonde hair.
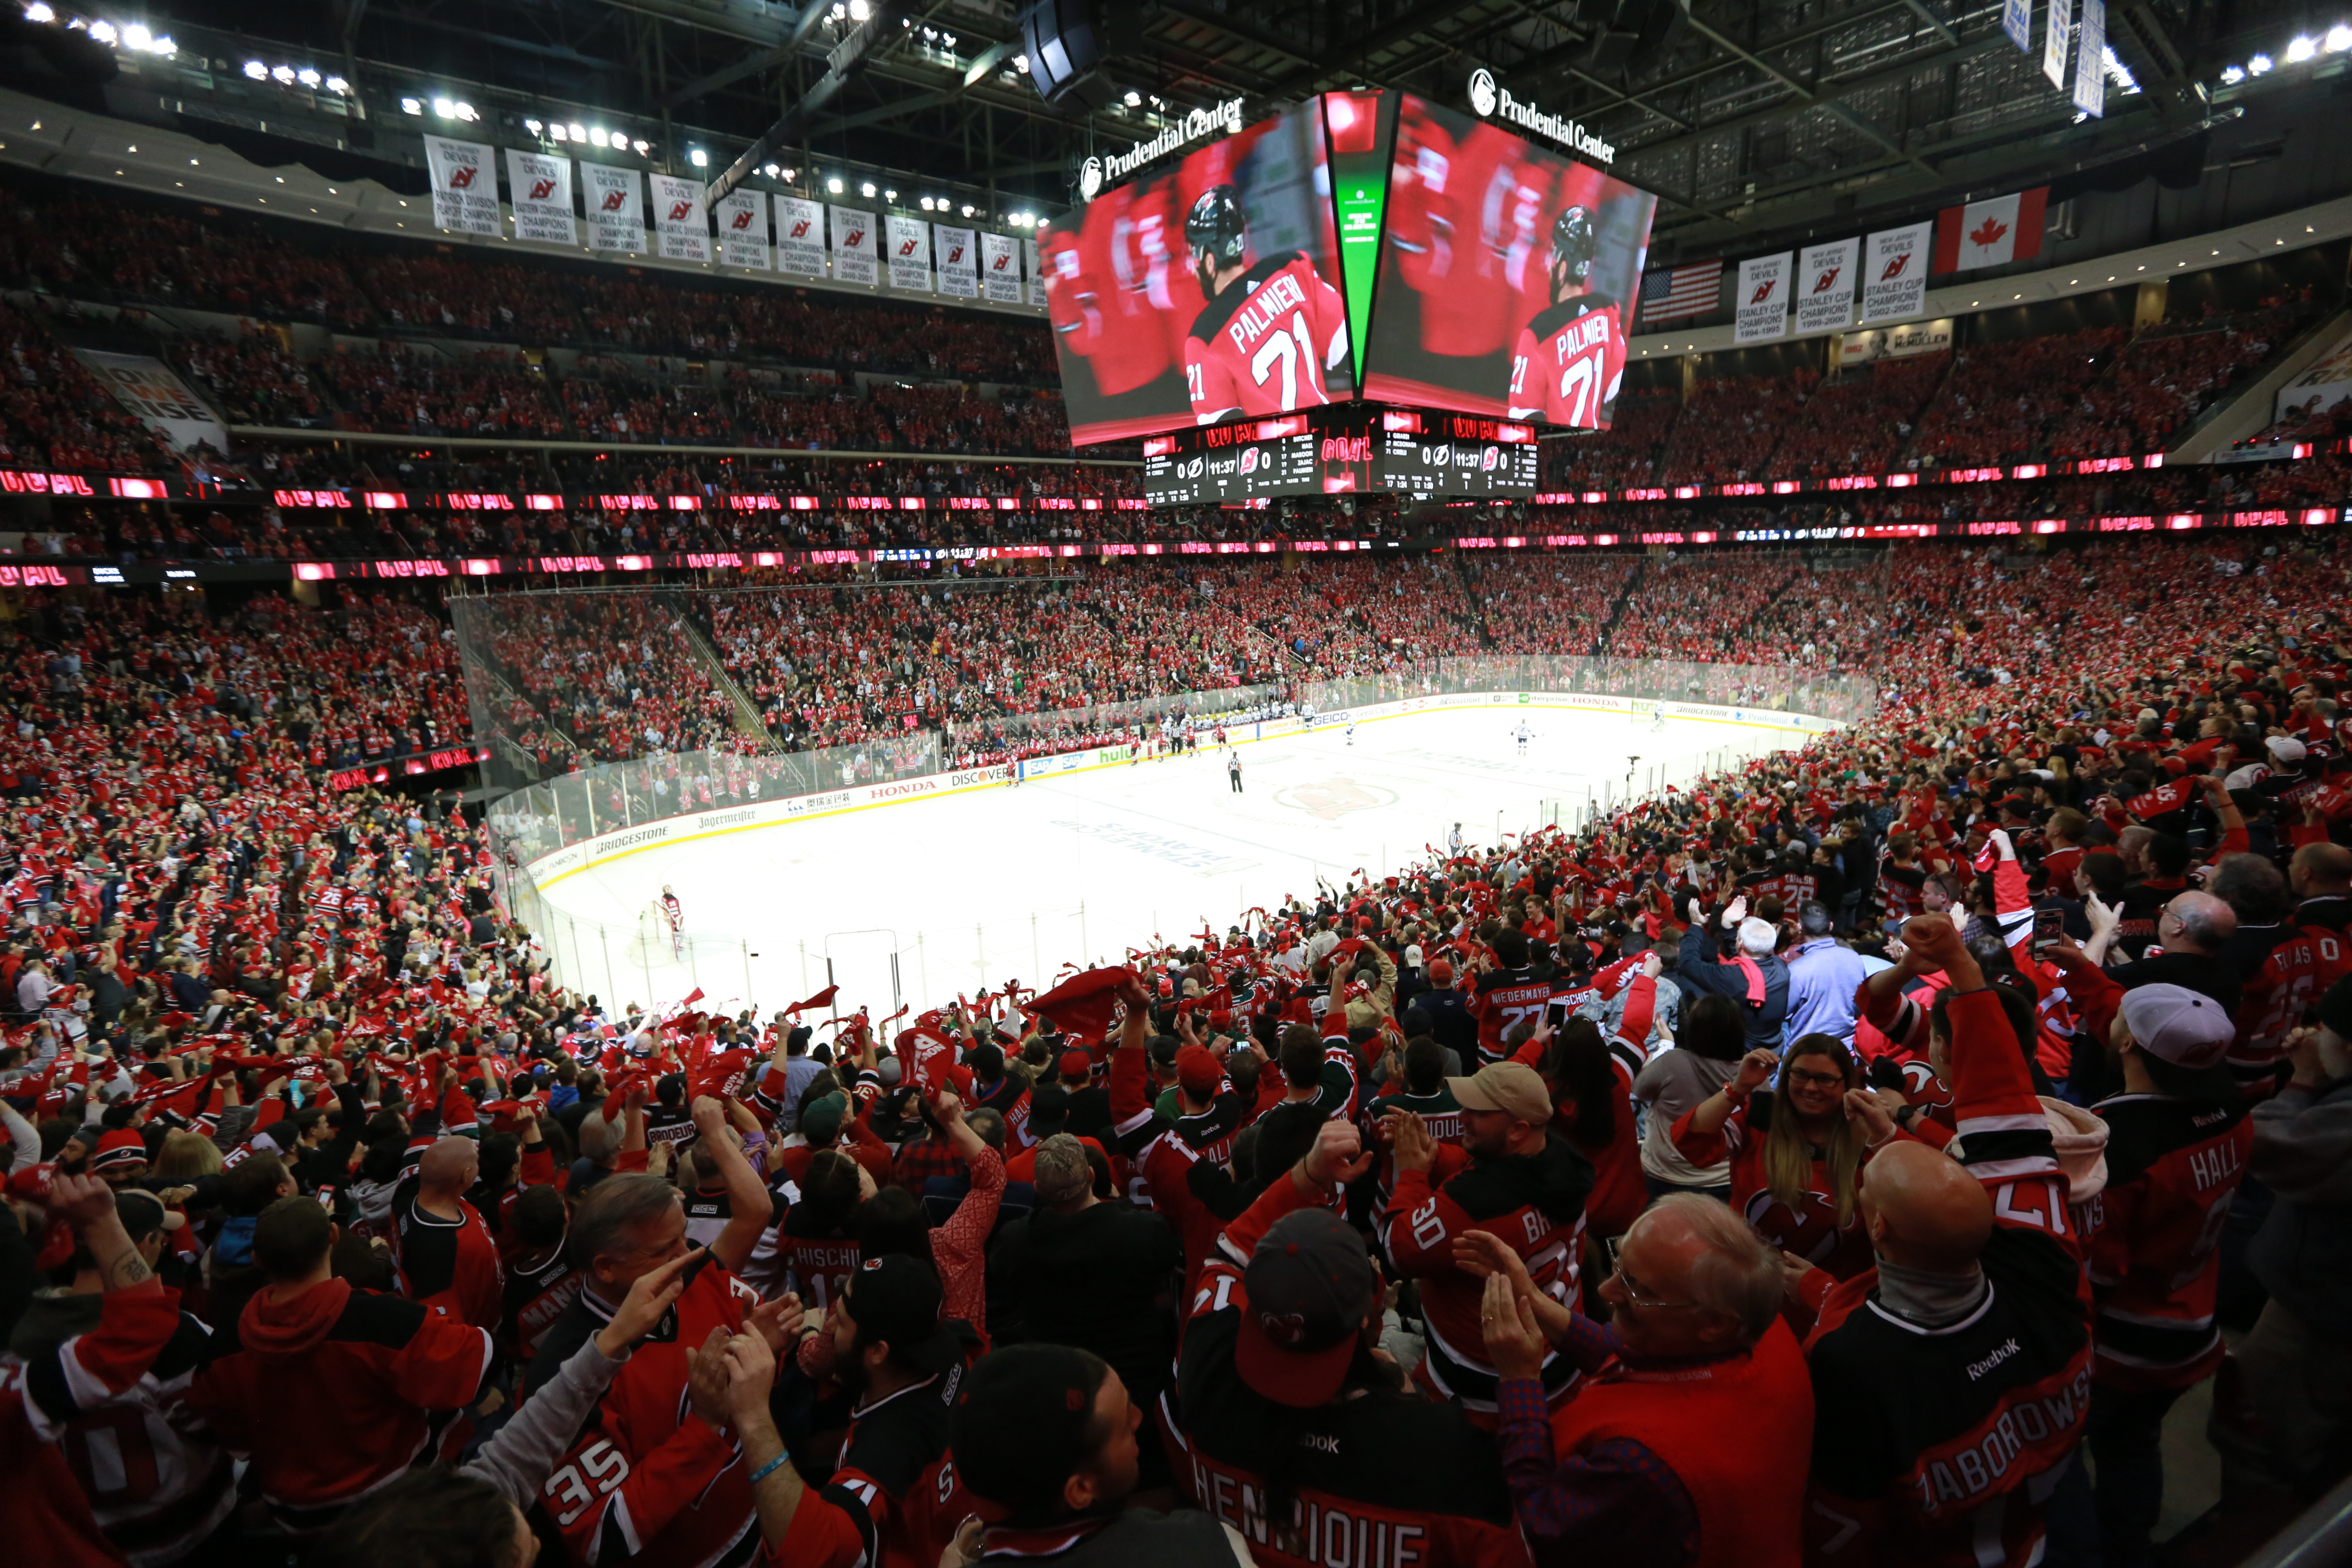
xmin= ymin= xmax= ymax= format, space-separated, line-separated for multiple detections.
xmin=1670 ymin=1032 xmax=1882 ymax=1280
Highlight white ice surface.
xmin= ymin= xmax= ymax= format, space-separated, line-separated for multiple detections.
xmin=532 ymin=705 xmax=1805 ymax=1018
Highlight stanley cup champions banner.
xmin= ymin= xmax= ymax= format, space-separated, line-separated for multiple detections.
xmin=649 ymin=174 xmax=710 ymax=265
xmin=582 ymin=163 xmax=646 ymax=255
xmin=1734 ymin=251 xmax=1792 ymax=344
xmin=776 ymin=196 xmax=826 ymax=278
xmin=715 ymin=190 xmax=770 ymax=271
xmin=505 ymin=150 xmax=577 ymax=247
xmin=979 ymin=232 xmax=1022 ymax=304
xmin=933 ymin=224 xmax=977 ymax=299
xmin=1793 ymin=237 xmax=1860 ymax=335
xmin=423 ymin=135 xmax=501 ymax=237
xmin=830 ymin=206 xmax=878 ymax=285
xmin=1860 ymin=221 xmax=1932 ymax=324
xmin=884 ymin=214 xmax=933 ymax=293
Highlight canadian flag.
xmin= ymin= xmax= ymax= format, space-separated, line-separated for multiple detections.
xmin=1932 ymin=186 xmax=2047 ymax=273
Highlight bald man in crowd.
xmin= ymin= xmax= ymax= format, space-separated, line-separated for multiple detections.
xmin=2091 ymin=888 xmax=2243 ymax=1016
xmin=395 ymin=1136 xmax=504 ymax=1332
xmin=2293 ymin=841 xmax=2352 ymax=975
xmin=1793 ymin=913 xmax=2093 ymax=1568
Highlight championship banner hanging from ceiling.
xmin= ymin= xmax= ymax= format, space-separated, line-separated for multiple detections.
xmin=830 ymin=205 xmax=878 ymax=285
xmin=933 ymin=223 xmax=977 ymax=299
xmin=423 ymin=135 xmax=501 ymax=237
xmin=1735 ymin=251 xmax=1792 ymax=343
xmin=505 ymin=149 xmax=577 ymax=247
xmin=885 ymin=214 xmax=933 ymax=293
xmin=1859 ymin=221 xmax=1932 ymax=324
xmin=715 ymin=189 xmax=769 ymax=270
xmin=980 ymin=232 xmax=1022 ymax=304
xmin=777 ymin=195 xmax=826 ymax=278
xmin=582 ymin=163 xmax=646 ymax=255
xmin=1794 ymin=237 xmax=1860 ymax=336
xmin=649 ymin=173 xmax=710 ymax=265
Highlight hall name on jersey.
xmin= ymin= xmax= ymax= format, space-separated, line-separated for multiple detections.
xmin=1224 ymin=270 xmax=1310 ymax=353
xmin=1547 ymin=311 xmax=1613 ymax=359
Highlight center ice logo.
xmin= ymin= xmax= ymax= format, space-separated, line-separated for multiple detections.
xmin=1274 ymin=777 xmax=1398 ymax=821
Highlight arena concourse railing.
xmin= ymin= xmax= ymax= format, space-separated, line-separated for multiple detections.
xmin=478 ymin=650 xmax=1873 ymax=1010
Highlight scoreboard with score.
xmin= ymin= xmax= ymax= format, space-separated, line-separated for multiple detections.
xmin=1141 ymin=407 xmax=1535 ymax=505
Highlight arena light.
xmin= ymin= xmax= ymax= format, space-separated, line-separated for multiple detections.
xmin=690 ymin=149 xmax=711 ymax=168
xmin=2287 ymin=35 xmax=2318 ymax=63
xmin=632 ymin=140 xmax=650 ymax=156
xmin=566 ymin=122 xmax=585 ymax=140
xmin=588 ymin=127 xmax=609 ymax=147
xmin=22 ymin=2 xmax=53 ymax=20
xmin=400 ymin=96 xmax=423 ymax=114
xmin=860 ymin=180 xmax=877 ymax=197
xmin=325 ymin=75 xmax=347 ymax=93
xmin=244 ymin=60 xmax=268 ymax=79
xmin=827 ymin=176 xmax=844 ymax=193
xmin=2248 ymin=53 xmax=2273 ymax=74
xmin=2331 ymin=23 xmax=2352 ymax=51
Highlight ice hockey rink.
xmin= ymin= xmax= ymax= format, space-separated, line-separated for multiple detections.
xmin=527 ymin=703 xmax=1818 ymax=1017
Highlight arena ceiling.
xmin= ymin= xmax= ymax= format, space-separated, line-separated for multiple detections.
xmin=37 ymin=1 xmax=2324 ymax=254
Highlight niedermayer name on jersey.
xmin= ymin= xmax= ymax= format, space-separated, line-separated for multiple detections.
xmin=1224 ymin=270 xmax=1310 ymax=354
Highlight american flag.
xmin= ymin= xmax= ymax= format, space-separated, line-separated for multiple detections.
xmin=1637 ymin=259 xmax=1724 ymax=325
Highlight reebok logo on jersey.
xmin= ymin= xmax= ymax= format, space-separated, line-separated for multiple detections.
xmin=1223 ymin=269 xmax=1309 ymax=354
xmin=1300 ymin=1432 xmax=1341 ymax=1454
xmin=1966 ymin=1337 xmax=2021 ymax=1381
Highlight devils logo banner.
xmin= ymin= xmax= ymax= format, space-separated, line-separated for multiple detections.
xmin=830 ymin=204 xmax=878 ymax=285
xmin=581 ymin=162 xmax=646 ymax=255
xmin=1362 ymin=93 xmax=1655 ymax=430
xmin=1794 ymin=237 xmax=1860 ymax=335
xmin=423 ymin=134 xmax=502 ymax=237
xmin=979 ymin=231 xmax=1022 ymax=304
xmin=884 ymin=214 xmax=933 ymax=293
xmin=1860 ymin=221 xmax=1932 ymax=324
xmin=1734 ymin=251 xmax=1792 ymax=344
xmin=504 ymin=149 xmax=578 ymax=247
xmin=648 ymin=173 xmax=710 ymax=265
xmin=776 ymin=195 xmax=826 ymax=278
xmin=714 ymin=189 xmax=769 ymax=271
xmin=933 ymin=223 xmax=977 ymax=299
xmin=1043 ymin=102 xmax=1348 ymax=446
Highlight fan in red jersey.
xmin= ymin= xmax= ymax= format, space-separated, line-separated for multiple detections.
xmin=1180 ymin=185 xmax=1350 ymax=426
xmin=1506 ymin=206 xmax=1626 ymax=430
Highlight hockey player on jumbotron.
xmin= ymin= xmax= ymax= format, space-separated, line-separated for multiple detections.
xmin=1507 ymin=205 xmax=1626 ymax=430
xmin=1181 ymin=185 xmax=1350 ymax=425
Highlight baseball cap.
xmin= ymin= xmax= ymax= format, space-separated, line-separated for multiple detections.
xmin=1446 ymin=1060 xmax=1554 ymax=1125
xmin=91 ymin=1129 xmax=148 ymax=1172
xmin=2267 ymin=735 xmax=2308 ymax=764
xmin=1175 ymin=1045 xmax=1222 ymax=1099
xmin=799 ymin=1091 xmax=848 ymax=1145
xmin=1403 ymin=943 xmax=1424 ymax=968
xmin=1234 ymin=1207 xmax=1379 ymax=1408
xmin=1427 ymin=958 xmax=1454 ymax=985
xmin=840 ymin=1254 xmax=966 ymax=1376
xmin=2121 ymin=983 xmax=2238 ymax=1098
xmin=951 ymin=1344 xmax=1110 ymax=1522
xmin=1058 ymin=1049 xmax=1093 ymax=1082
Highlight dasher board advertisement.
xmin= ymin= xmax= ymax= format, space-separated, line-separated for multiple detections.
xmin=1042 ymin=102 xmax=1350 ymax=447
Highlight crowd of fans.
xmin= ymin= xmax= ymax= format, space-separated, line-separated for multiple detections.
xmin=2 ymin=527 xmax=2351 ymax=1568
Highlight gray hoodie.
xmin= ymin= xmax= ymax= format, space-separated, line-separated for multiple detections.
xmin=2248 ymin=1075 xmax=2352 ymax=1337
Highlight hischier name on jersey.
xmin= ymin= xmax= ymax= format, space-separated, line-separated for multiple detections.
xmin=1180 ymin=183 xmax=1349 ymax=425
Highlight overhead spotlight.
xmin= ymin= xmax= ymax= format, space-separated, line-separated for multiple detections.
xmin=454 ymin=102 xmax=478 ymax=122
xmin=2286 ymin=35 xmax=2318 ymax=63
xmin=589 ymin=127 xmax=609 ymax=147
xmin=432 ymin=96 xmax=456 ymax=116
xmin=548 ymin=122 xmax=568 ymax=140
xmin=245 ymin=60 xmax=269 ymax=80
xmin=86 ymin=18 xmax=113 ymax=42
xmin=22 ymin=2 xmax=52 ymax=21
xmin=400 ymin=96 xmax=423 ymax=114
xmin=689 ymin=149 xmax=710 ymax=168
xmin=884 ymin=188 xmax=896 ymax=200
xmin=920 ymin=196 xmax=934 ymax=210
xmin=762 ymin=162 xmax=780 ymax=177
xmin=271 ymin=65 xmax=294 ymax=84
xmin=960 ymin=203 xmax=973 ymax=216
xmin=325 ymin=75 xmax=347 ymax=93
xmin=860 ymin=180 xmax=876 ymax=197
xmin=827 ymin=175 xmax=844 ymax=194
xmin=525 ymin=118 xmax=542 ymax=133
xmin=1123 ymin=90 xmax=1140 ymax=106
xmin=1014 ymin=53 xmax=1029 ymax=72
xmin=121 ymin=22 xmax=149 ymax=49
xmin=296 ymin=68 xmax=321 ymax=87
xmin=567 ymin=122 xmax=586 ymax=140
xmin=2248 ymin=53 xmax=2273 ymax=74
xmin=633 ymin=140 xmax=650 ymax=156
xmin=849 ymin=0 xmax=869 ymax=17
xmin=2220 ymin=64 xmax=2246 ymax=82
xmin=2330 ymin=23 xmax=2352 ymax=52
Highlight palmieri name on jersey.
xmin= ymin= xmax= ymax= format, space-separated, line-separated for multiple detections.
xmin=1547 ymin=310 xmax=1613 ymax=359
xmin=1224 ymin=270 xmax=1311 ymax=353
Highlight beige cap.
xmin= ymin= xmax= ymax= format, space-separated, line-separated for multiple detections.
xmin=1445 ymin=1060 xmax=1554 ymax=1126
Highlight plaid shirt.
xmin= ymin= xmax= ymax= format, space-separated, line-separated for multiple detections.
xmin=1494 ymin=1312 xmax=1707 ymax=1568
xmin=890 ymin=1133 xmax=967 ymax=1195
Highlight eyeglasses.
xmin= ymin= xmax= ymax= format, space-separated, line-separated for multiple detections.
xmin=1609 ymin=1265 xmax=1705 ymax=1312
xmin=1784 ymin=1067 xmax=1846 ymax=1089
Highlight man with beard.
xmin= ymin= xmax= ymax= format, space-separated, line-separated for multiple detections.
xmin=1180 ymin=185 xmax=1349 ymax=425
xmin=1380 ymin=1060 xmax=1592 ymax=1421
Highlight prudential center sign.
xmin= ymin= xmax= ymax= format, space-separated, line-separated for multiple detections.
xmin=1468 ymin=68 xmax=1616 ymax=166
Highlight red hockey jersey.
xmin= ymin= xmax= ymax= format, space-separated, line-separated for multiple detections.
xmin=1507 ymin=298 xmax=1626 ymax=430
xmin=1183 ymin=252 xmax=1348 ymax=424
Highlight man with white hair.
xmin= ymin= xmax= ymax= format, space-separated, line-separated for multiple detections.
xmin=1472 ymin=1193 xmax=1813 ymax=1566
xmin=1676 ymin=895 xmax=1791 ymax=1051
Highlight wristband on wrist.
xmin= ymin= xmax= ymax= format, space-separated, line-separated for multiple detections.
xmin=749 ymin=1452 xmax=791 ymax=1486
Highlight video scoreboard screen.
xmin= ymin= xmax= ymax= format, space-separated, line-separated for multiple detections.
xmin=1142 ymin=407 xmax=1536 ymax=505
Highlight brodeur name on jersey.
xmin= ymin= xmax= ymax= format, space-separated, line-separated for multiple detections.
xmin=1184 ymin=252 xmax=1348 ymax=424
xmin=1508 ymin=297 xmax=1624 ymax=429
